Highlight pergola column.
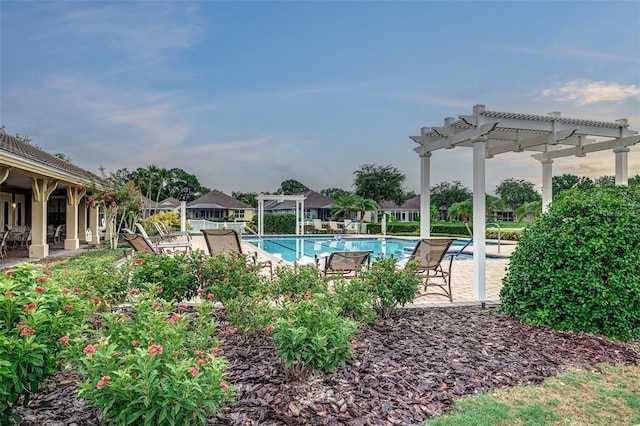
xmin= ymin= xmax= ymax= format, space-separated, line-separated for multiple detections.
xmin=541 ymin=158 xmax=554 ymax=212
xmin=472 ymin=136 xmax=486 ymax=302
xmin=419 ymin=152 xmax=431 ymax=238
xmin=29 ymin=178 xmax=58 ymax=259
xmin=65 ymin=186 xmax=85 ymax=250
xmin=614 ymin=146 xmax=630 ymax=185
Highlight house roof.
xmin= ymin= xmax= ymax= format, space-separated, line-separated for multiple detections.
xmin=187 ymin=189 xmax=252 ymax=209
xmin=265 ymin=190 xmax=334 ymax=210
xmin=380 ymin=195 xmax=420 ymax=210
xmin=0 ymin=130 xmax=95 ymax=181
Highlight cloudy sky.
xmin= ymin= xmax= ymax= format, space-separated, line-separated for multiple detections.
xmin=1 ymin=1 xmax=639 ymax=196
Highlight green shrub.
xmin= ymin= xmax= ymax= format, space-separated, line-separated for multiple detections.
xmin=486 ymin=229 xmax=521 ymax=241
xmin=263 ymin=213 xmax=297 ymax=234
xmin=269 ymin=263 xmax=330 ymax=300
xmin=354 ymin=255 xmax=422 ymax=318
xmin=0 ymin=266 xmax=91 ymax=424
xmin=198 ymin=253 xmax=264 ymax=306
xmin=128 ymin=252 xmax=201 ymax=303
xmin=500 ymin=186 xmax=640 ymax=340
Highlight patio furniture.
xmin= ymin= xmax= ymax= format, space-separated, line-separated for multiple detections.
xmin=201 ymin=229 xmax=272 ymax=275
xmin=153 ymin=221 xmax=191 ymax=242
xmin=121 ymin=229 xmax=192 ymax=257
xmin=0 ymin=231 xmax=9 ymax=259
xmin=328 ymin=221 xmax=341 ymax=234
xmin=312 ymin=219 xmax=327 ymax=234
xmin=314 ymin=250 xmax=372 ymax=278
xmin=408 ymin=238 xmax=456 ymax=301
xmin=52 ymin=224 xmax=65 ymax=245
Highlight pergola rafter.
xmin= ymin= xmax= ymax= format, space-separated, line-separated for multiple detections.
xmin=410 ymin=104 xmax=638 ymax=302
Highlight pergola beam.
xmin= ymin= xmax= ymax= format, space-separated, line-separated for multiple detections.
xmin=487 ymin=128 xmax=578 ymax=156
xmin=532 ymin=135 xmax=640 ymax=160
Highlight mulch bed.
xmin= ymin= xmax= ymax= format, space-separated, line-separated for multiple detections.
xmin=15 ymin=306 xmax=640 ymax=425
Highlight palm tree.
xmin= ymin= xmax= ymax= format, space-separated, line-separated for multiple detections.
xmin=351 ymin=196 xmax=379 ymax=233
xmin=447 ymin=199 xmax=473 ymax=222
xmin=154 ymin=167 xmax=171 ymax=215
xmin=331 ymin=195 xmax=357 ymax=220
xmin=515 ymin=201 xmax=542 ymax=223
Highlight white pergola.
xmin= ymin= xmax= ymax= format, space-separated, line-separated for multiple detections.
xmin=411 ymin=104 xmax=639 ymax=301
xmin=256 ymin=194 xmax=306 ymax=236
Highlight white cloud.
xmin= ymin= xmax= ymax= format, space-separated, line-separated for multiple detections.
xmin=542 ymin=80 xmax=640 ymax=106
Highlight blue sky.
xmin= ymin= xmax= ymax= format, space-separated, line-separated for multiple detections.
xmin=1 ymin=1 xmax=639 ymax=196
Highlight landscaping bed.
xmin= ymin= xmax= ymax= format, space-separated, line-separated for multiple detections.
xmin=16 ymin=306 xmax=639 ymax=425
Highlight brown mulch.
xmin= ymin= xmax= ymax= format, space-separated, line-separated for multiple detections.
xmin=14 ymin=306 xmax=640 ymax=425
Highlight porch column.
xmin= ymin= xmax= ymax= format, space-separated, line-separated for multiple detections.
xmin=419 ymin=152 xmax=431 ymax=238
xmin=78 ymin=198 xmax=87 ymax=242
xmin=65 ymin=186 xmax=85 ymax=250
xmin=29 ymin=178 xmax=58 ymax=259
xmin=472 ymin=136 xmax=486 ymax=302
xmin=541 ymin=158 xmax=554 ymax=212
xmin=89 ymin=205 xmax=101 ymax=246
xmin=0 ymin=167 xmax=11 ymax=184
xmin=614 ymin=146 xmax=630 ymax=185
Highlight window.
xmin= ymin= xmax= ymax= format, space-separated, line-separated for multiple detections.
xmin=234 ymin=209 xmax=245 ymax=219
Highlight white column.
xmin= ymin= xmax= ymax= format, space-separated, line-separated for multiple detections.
xmin=180 ymin=202 xmax=187 ymax=232
xmin=614 ymin=147 xmax=630 ymax=185
xmin=419 ymin=152 xmax=432 ymax=238
xmin=300 ymin=199 xmax=305 ymax=235
xmin=89 ymin=206 xmax=101 ymax=246
xmin=472 ymin=136 xmax=486 ymax=302
xmin=541 ymin=159 xmax=554 ymax=212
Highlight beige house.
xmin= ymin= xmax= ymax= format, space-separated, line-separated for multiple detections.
xmin=187 ymin=190 xmax=254 ymax=222
xmin=0 ymin=131 xmax=101 ymax=259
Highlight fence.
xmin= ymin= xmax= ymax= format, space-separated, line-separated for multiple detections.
xmin=187 ymin=220 xmax=248 ymax=235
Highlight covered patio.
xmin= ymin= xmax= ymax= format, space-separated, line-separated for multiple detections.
xmin=411 ymin=104 xmax=639 ymax=301
xmin=0 ymin=131 xmax=102 ymax=261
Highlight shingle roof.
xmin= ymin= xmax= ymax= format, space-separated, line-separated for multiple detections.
xmin=0 ymin=131 xmax=95 ymax=180
xmin=187 ymin=190 xmax=252 ymax=209
xmin=266 ymin=190 xmax=334 ymax=210
xmin=380 ymin=195 xmax=420 ymax=210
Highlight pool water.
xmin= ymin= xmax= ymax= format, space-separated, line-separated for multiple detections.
xmin=244 ymin=236 xmax=468 ymax=264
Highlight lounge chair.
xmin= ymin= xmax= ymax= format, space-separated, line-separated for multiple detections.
xmin=133 ymin=223 xmax=192 ymax=252
xmin=328 ymin=221 xmax=341 ymax=234
xmin=153 ymin=221 xmax=191 ymax=242
xmin=201 ymin=229 xmax=272 ymax=274
xmin=0 ymin=231 xmax=9 ymax=259
xmin=312 ymin=219 xmax=327 ymax=234
xmin=314 ymin=250 xmax=372 ymax=278
xmin=122 ymin=231 xmax=162 ymax=255
xmin=408 ymin=238 xmax=456 ymax=301
xmin=52 ymin=224 xmax=65 ymax=245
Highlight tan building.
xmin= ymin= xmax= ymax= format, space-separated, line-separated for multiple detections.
xmin=0 ymin=131 xmax=101 ymax=259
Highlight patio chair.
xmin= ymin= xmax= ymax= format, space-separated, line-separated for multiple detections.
xmin=408 ymin=238 xmax=456 ymax=301
xmin=122 ymin=231 xmax=162 ymax=256
xmin=52 ymin=224 xmax=65 ymax=245
xmin=328 ymin=221 xmax=341 ymax=234
xmin=201 ymin=229 xmax=272 ymax=275
xmin=134 ymin=222 xmax=191 ymax=251
xmin=314 ymin=250 xmax=372 ymax=278
xmin=0 ymin=231 xmax=9 ymax=259
xmin=312 ymin=219 xmax=327 ymax=234
xmin=153 ymin=221 xmax=191 ymax=242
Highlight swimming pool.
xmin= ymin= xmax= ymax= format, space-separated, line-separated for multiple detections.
xmin=244 ymin=236 xmax=470 ymax=264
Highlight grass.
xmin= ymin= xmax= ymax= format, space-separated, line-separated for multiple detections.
xmin=424 ymin=364 xmax=640 ymax=426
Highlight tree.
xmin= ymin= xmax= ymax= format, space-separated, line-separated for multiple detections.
xmin=486 ymin=195 xmax=506 ymax=220
xmin=320 ymin=187 xmax=351 ymax=199
xmin=447 ymin=199 xmax=472 ymax=222
xmin=351 ymin=196 xmax=379 ymax=223
xmin=495 ymin=178 xmax=541 ymax=210
xmin=154 ymin=167 xmax=171 ymax=214
xmin=276 ymin=180 xmax=309 ymax=195
xmin=430 ymin=181 xmax=472 ymax=210
xmin=353 ymin=164 xmax=406 ymax=205
xmin=232 ymin=192 xmax=258 ymax=208
xmin=331 ymin=195 xmax=357 ymax=220
xmin=552 ymin=174 xmax=594 ymax=199
xmin=514 ymin=201 xmax=542 ymax=222
xmin=113 ymin=167 xmax=210 ymax=202
xmin=629 ymin=175 xmax=640 ymax=186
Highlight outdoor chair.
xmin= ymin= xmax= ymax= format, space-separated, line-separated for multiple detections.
xmin=52 ymin=224 xmax=65 ymax=245
xmin=314 ymin=250 xmax=372 ymax=278
xmin=312 ymin=219 xmax=327 ymax=234
xmin=153 ymin=221 xmax=191 ymax=242
xmin=328 ymin=221 xmax=341 ymax=234
xmin=134 ymin=222 xmax=192 ymax=252
xmin=122 ymin=231 xmax=162 ymax=256
xmin=408 ymin=238 xmax=456 ymax=301
xmin=201 ymin=229 xmax=272 ymax=275
xmin=0 ymin=231 xmax=9 ymax=259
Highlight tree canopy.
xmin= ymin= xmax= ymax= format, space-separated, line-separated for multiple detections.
xmin=232 ymin=192 xmax=258 ymax=208
xmin=495 ymin=178 xmax=541 ymax=210
xmin=113 ymin=167 xmax=210 ymax=202
xmin=552 ymin=174 xmax=595 ymax=199
xmin=320 ymin=187 xmax=352 ymax=199
xmin=353 ymin=164 xmax=407 ymax=205
xmin=430 ymin=181 xmax=472 ymax=210
xmin=276 ymin=179 xmax=309 ymax=195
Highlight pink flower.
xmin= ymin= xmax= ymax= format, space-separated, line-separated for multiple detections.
xmin=58 ymin=336 xmax=70 ymax=345
xmin=153 ymin=302 xmax=162 ymax=309
xmin=92 ymin=296 xmax=101 ymax=304
xmin=188 ymin=366 xmax=199 ymax=376
xmin=131 ymin=340 xmax=139 ymax=346
xmin=207 ymin=293 xmax=214 ymax=299
xmin=43 ymin=269 xmax=51 ymax=275
xmin=15 ymin=321 xmax=26 ymax=329
xmin=148 ymin=345 xmax=163 ymax=356
xmin=63 ymin=305 xmax=73 ymax=311
xmin=5 ymin=290 xmax=15 ymax=297
xmin=225 ymin=328 xmax=233 ymax=335
xmin=84 ymin=344 xmax=97 ymax=355
xmin=351 ymin=339 xmax=358 ymax=346
xmin=220 ymin=380 xmax=229 ymax=392
xmin=212 ymin=347 xmax=220 ymax=355
xmin=36 ymin=277 xmax=47 ymax=283
xmin=197 ymin=359 xmax=205 ymax=366
xmin=62 ymin=288 xmax=70 ymax=294
xmin=20 ymin=327 xmax=35 ymax=337
xmin=73 ymin=286 xmax=82 ymax=293
xmin=156 ymin=286 xmax=163 ymax=293
xmin=194 ymin=349 xmax=204 ymax=356
xmin=128 ymin=288 xmax=140 ymax=296
xmin=34 ymin=286 xmax=46 ymax=293
xmin=168 ymin=315 xmax=179 ymax=324
xmin=134 ymin=258 xmax=144 ymax=265
xmin=96 ymin=375 xmax=111 ymax=390
xmin=266 ymin=325 xmax=275 ymax=334
xmin=23 ymin=303 xmax=36 ymax=312
xmin=178 ymin=305 xmax=186 ymax=312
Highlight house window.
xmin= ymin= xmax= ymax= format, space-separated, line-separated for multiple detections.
xmin=234 ymin=210 xmax=245 ymax=219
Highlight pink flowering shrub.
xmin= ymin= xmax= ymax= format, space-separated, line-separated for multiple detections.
xmin=74 ymin=291 xmax=233 ymax=424
xmin=198 ymin=253 xmax=264 ymax=306
xmin=0 ymin=265 xmax=91 ymax=424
